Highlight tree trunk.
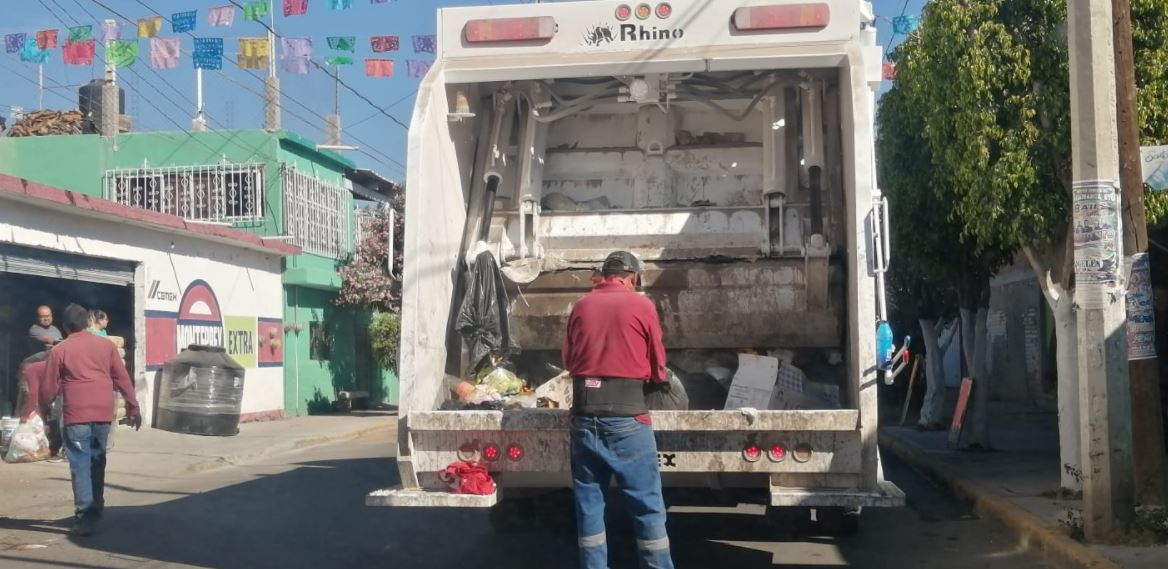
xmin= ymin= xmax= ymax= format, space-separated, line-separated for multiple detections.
xmin=968 ymin=305 xmax=991 ymax=447
xmin=918 ymin=318 xmax=946 ymax=427
xmin=1052 ymin=294 xmax=1083 ymax=491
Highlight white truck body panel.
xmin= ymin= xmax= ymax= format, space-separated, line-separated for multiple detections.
xmin=373 ymin=0 xmax=900 ymax=510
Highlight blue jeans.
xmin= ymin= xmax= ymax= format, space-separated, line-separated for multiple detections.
xmin=570 ymin=416 xmax=674 ymax=569
xmin=62 ymin=423 xmax=111 ymax=521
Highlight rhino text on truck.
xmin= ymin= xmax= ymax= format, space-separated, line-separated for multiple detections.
xmin=368 ymin=0 xmax=906 ymax=534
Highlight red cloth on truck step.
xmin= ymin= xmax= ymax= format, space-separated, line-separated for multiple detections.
xmin=439 ymin=461 xmax=496 ymax=495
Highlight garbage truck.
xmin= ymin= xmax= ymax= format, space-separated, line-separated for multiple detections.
xmin=368 ymin=0 xmax=905 ymax=532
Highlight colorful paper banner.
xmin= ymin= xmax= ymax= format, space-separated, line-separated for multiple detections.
xmin=69 ymin=26 xmax=93 ymax=42
xmin=150 ymin=38 xmax=181 ymax=69
xmin=411 ymin=35 xmax=435 ymax=54
xmin=63 ymin=39 xmax=96 ymax=65
xmin=365 ymin=58 xmax=393 ymax=78
xmin=209 ymin=5 xmax=236 ymax=27
xmin=371 ymin=35 xmax=399 ymax=53
xmin=138 ymin=17 xmax=162 ymax=39
xmin=193 ymin=37 xmax=224 ymax=70
xmin=284 ymin=0 xmax=308 ymax=16
xmin=36 ymin=29 xmax=59 ymax=50
xmin=406 ymin=59 xmax=432 ymax=78
xmin=107 ymin=39 xmax=139 ymax=67
xmin=327 ymin=36 xmax=356 ymax=52
xmin=173 ymin=10 xmax=198 ymax=34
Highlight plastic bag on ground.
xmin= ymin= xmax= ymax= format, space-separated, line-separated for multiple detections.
xmin=645 ymin=369 xmax=690 ymax=411
xmin=4 ymin=414 xmax=51 ymax=464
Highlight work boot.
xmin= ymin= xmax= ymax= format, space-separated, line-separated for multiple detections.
xmin=69 ymin=515 xmax=98 ymax=537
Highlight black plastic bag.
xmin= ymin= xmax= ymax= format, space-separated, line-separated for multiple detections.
xmin=645 ymin=369 xmax=690 ymax=411
xmin=456 ymin=250 xmax=520 ymax=372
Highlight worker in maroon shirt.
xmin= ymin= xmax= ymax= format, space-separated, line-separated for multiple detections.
xmin=42 ymin=304 xmax=141 ymax=537
xmin=563 ymin=251 xmax=674 ymax=569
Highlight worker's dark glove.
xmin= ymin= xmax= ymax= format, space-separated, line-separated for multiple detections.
xmin=125 ymin=410 xmax=142 ymax=431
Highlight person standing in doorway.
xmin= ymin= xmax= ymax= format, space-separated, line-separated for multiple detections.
xmin=42 ymin=304 xmax=141 ymax=537
xmin=562 ymin=251 xmax=674 ymax=569
xmin=87 ymin=310 xmax=110 ymax=337
xmin=29 ymin=305 xmax=62 ymax=354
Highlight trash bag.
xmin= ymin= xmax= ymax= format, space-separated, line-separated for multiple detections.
xmin=476 ymin=366 xmax=525 ymax=396
xmin=456 ymin=250 xmax=521 ymax=372
xmin=4 ymin=413 xmax=51 ymax=464
xmin=439 ymin=460 xmax=496 ymax=495
xmin=645 ymin=369 xmax=690 ymax=411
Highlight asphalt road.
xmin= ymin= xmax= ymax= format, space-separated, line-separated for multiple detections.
xmin=0 ymin=428 xmax=1046 ymax=568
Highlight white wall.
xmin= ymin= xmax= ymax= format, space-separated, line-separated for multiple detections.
xmin=0 ymin=199 xmax=285 ymax=424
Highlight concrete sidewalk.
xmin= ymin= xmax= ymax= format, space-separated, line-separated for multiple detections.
xmin=881 ymin=401 xmax=1167 ymax=569
xmin=0 ymin=412 xmax=397 ymax=517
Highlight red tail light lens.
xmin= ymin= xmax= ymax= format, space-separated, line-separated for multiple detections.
xmin=743 ymin=444 xmax=762 ymax=462
xmin=733 ymin=4 xmax=831 ymax=32
xmin=464 ymin=16 xmax=558 ymax=44
xmin=768 ymin=444 xmax=787 ymax=462
xmin=483 ymin=444 xmax=500 ymax=461
xmin=507 ymin=443 xmax=525 ymax=462
xmin=655 ymin=3 xmax=672 ymax=19
xmin=616 ymin=4 xmax=632 ymax=21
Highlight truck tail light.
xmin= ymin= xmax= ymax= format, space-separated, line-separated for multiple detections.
xmin=743 ymin=444 xmax=762 ymax=462
xmin=635 ymin=3 xmax=652 ymax=20
xmin=793 ymin=443 xmax=813 ymax=463
xmin=506 ymin=443 xmax=525 ymax=462
xmin=732 ymin=3 xmax=831 ymax=32
xmin=616 ymin=4 xmax=633 ymax=21
xmin=768 ymin=444 xmax=787 ymax=462
xmin=655 ymin=3 xmax=672 ymax=19
xmin=483 ymin=443 xmax=500 ymax=461
xmin=464 ymin=17 xmax=557 ymax=44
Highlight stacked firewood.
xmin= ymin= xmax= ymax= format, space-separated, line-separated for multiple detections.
xmin=7 ymin=109 xmax=87 ymax=137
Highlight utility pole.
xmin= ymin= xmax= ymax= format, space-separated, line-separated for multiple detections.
xmin=1113 ymin=0 xmax=1167 ymax=506
xmin=263 ymin=0 xmax=281 ymax=131
xmin=326 ymin=66 xmax=342 ymax=145
xmin=1067 ymin=0 xmax=1135 ymax=540
xmin=100 ymin=19 xmax=118 ymax=138
xmin=193 ymin=68 xmax=208 ymax=132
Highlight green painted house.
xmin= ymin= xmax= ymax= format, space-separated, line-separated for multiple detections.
xmin=0 ymin=129 xmax=398 ymax=415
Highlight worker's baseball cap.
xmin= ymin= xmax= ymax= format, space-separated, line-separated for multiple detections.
xmin=602 ymin=250 xmax=643 ymax=274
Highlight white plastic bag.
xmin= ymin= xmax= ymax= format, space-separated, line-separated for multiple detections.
xmin=4 ymin=414 xmax=51 ymax=464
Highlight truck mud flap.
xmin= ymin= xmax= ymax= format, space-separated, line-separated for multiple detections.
xmin=769 ymin=480 xmax=905 ymax=508
xmin=366 ymin=487 xmax=500 ymax=508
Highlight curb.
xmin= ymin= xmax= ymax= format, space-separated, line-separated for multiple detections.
xmin=879 ymin=430 xmax=1125 ymax=569
xmin=183 ymin=419 xmax=398 ymax=474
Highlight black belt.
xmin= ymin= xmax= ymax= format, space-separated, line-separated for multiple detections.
xmin=572 ymin=376 xmax=648 ymax=417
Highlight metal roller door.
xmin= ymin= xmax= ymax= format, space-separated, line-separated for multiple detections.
xmin=0 ymin=243 xmax=135 ymax=286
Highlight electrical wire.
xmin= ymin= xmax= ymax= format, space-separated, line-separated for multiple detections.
xmin=92 ymin=0 xmax=405 ymax=174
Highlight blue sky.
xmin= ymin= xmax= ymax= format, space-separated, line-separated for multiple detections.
xmin=1 ymin=0 xmax=926 ymax=181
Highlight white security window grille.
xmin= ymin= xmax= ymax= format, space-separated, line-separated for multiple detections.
xmin=282 ymin=165 xmax=350 ymax=258
xmin=103 ymin=163 xmax=265 ymax=222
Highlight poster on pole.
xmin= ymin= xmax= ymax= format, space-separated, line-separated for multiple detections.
xmin=1142 ymin=146 xmax=1168 ymax=191
xmin=1072 ymin=180 xmax=1121 ymax=309
xmin=1126 ymin=252 xmax=1157 ymax=360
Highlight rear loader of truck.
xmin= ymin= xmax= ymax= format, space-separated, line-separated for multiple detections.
xmin=368 ymin=0 xmax=905 ymax=532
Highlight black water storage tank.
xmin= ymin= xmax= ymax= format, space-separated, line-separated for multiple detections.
xmin=156 ymin=345 xmax=245 ymax=436
xmin=78 ymin=80 xmax=124 ymax=133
